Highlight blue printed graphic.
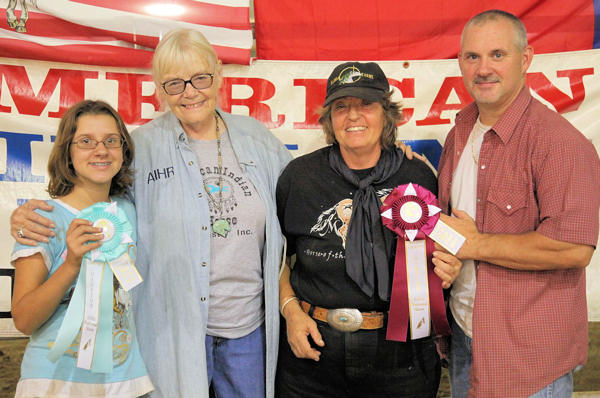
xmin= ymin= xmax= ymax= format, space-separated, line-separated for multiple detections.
xmin=206 ymin=183 xmax=229 ymax=194
xmin=0 ymin=131 xmax=44 ymax=182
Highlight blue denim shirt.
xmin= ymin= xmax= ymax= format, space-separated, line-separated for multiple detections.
xmin=130 ymin=110 xmax=291 ymax=398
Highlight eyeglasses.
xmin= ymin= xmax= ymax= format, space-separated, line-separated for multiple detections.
xmin=71 ymin=136 xmax=123 ymax=149
xmin=161 ymin=73 xmax=214 ymax=95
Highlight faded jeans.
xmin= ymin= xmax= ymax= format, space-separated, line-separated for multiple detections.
xmin=528 ymin=371 xmax=574 ymax=398
xmin=205 ymin=323 xmax=265 ymax=398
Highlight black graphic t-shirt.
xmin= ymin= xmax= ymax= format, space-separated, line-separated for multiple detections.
xmin=276 ymin=146 xmax=437 ymax=311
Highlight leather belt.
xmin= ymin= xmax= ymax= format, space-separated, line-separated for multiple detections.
xmin=300 ymin=300 xmax=385 ymax=332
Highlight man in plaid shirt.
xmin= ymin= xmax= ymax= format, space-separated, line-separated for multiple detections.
xmin=437 ymin=9 xmax=600 ymax=398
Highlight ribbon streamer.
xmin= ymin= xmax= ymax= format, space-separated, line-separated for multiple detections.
xmin=381 ymin=183 xmax=462 ymax=341
xmin=47 ymin=201 xmax=139 ymax=373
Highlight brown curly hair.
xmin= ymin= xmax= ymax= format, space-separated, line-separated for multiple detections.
xmin=318 ymin=91 xmax=402 ymax=150
xmin=47 ymin=100 xmax=134 ymax=198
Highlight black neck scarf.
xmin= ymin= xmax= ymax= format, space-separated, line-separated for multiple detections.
xmin=328 ymin=144 xmax=404 ymax=301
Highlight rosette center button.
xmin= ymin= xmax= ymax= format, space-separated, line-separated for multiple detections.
xmin=400 ymin=201 xmax=422 ymax=223
xmin=94 ymin=218 xmax=115 ymax=242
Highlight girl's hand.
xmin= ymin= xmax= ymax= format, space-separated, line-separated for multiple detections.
xmin=63 ymin=219 xmax=103 ymax=270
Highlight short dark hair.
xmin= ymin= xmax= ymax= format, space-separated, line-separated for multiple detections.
xmin=318 ymin=91 xmax=402 ymax=150
xmin=47 ymin=100 xmax=134 ymax=198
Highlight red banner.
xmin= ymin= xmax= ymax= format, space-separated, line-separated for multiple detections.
xmin=254 ymin=0 xmax=596 ymax=60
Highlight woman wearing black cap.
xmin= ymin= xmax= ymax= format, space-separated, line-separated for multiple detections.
xmin=275 ymin=62 xmax=462 ymax=397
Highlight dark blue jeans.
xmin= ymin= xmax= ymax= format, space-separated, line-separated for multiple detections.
xmin=276 ymin=318 xmax=440 ymax=398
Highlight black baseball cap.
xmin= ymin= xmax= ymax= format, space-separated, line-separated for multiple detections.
xmin=323 ymin=62 xmax=390 ymax=107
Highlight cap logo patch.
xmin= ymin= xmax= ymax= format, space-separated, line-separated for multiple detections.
xmin=330 ymin=66 xmax=374 ymax=87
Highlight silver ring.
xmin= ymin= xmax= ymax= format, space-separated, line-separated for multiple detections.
xmin=17 ymin=227 xmax=25 ymax=239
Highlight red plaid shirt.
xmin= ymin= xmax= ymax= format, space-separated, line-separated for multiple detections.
xmin=438 ymin=87 xmax=600 ymax=397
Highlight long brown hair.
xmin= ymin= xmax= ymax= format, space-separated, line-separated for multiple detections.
xmin=47 ymin=100 xmax=134 ymax=198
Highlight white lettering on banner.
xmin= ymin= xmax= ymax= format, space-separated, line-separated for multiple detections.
xmin=0 ymin=57 xmax=596 ymax=137
xmin=1 ymin=52 xmax=600 ymax=337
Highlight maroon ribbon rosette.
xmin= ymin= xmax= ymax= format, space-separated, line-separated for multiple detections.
xmin=381 ymin=183 xmax=451 ymax=341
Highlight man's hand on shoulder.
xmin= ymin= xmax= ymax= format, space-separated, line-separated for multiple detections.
xmin=10 ymin=199 xmax=55 ymax=245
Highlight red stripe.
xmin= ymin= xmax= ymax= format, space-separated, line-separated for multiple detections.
xmin=70 ymin=0 xmax=250 ymax=30
xmin=212 ymin=45 xmax=251 ymax=65
xmin=0 ymin=38 xmax=154 ymax=67
xmin=0 ymin=38 xmax=250 ymax=66
xmin=386 ymin=240 xmax=409 ymax=342
xmin=426 ymin=238 xmax=450 ymax=337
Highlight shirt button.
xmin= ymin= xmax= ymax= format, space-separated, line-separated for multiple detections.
xmin=480 ymin=164 xmax=485 ymax=170
xmin=477 ymin=198 xmax=481 ymax=203
xmin=188 ymin=160 xmax=194 ymax=166
xmin=198 ymin=192 xmax=203 ymax=198
xmin=202 ymin=226 xmax=207 ymax=231
xmin=506 ymin=204 xmax=512 ymax=210
xmin=202 ymin=262 xmax=207 ymax=267
xmin=201 ymin=297 xmax=206 ymax=302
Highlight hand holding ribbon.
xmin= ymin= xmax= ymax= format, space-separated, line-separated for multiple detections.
xmin=380 ymin=183 xmax=465 ymax=341
xmin=47 ymin=201 xmax=142 ymax=373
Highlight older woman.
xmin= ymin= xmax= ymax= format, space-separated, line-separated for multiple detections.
xmin=275 ymin=62 xmax=461 ymax=397
xmin=10 ymin=29 xmax=291 ymax=398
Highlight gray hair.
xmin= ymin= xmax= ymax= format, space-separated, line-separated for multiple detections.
xmin=462 ymin=9 xmax=528 ymax=50
xmin=152 ymin=29 xmax=218 ymax=87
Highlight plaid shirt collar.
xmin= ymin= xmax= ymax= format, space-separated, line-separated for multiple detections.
xmin=455 ymin=85 xmax=533 ymax=145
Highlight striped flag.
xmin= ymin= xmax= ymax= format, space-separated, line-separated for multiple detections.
xmin=0 ymin=0 xmax=252 ymax=66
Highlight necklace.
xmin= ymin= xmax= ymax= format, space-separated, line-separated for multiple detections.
xmin=470 ymin=120 xmax=487 ymax=164
xmin=205 ymin=113 xmax=231 ymax=237
xmin=470 ymin=131 xmax=480 ymax=164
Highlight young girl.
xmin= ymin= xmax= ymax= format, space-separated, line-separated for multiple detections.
xmin=10 ymin=100 xmax=153 ymax=397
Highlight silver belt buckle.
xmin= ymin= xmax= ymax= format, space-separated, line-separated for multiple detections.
xmin=326 ymin=308 xmax=363 ymax=332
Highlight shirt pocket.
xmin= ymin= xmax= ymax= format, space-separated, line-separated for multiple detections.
xmin=484 ymin=188 xmax=530 ymax=233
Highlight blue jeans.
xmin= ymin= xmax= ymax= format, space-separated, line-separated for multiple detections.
xmin=205 ymin=323 xmax=265 ymax=398
xmin=528 ymin=371 xmax=574 ymax=398
xmin=449 ymin=316 xmax=472 ymax=398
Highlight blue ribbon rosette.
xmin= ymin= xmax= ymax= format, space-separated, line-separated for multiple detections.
xmin=47 ymin=201 xmax=137 ymax=373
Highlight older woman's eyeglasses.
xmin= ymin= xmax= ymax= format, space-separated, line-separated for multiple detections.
xmin=71 ymin=136 xmax=123 ymax=149
xmin=161 ymin=73 xmax=214 ymax=95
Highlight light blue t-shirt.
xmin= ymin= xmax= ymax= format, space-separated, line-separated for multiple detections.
xmin=11 ymin=198 xmax=153 ymax=397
